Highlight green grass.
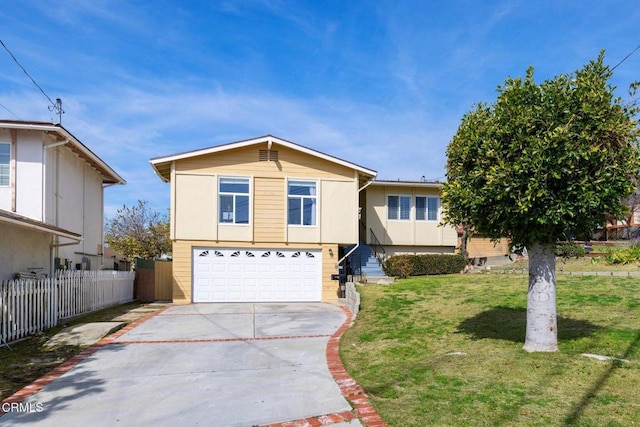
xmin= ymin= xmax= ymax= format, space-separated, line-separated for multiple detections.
xmin=340 ymin=274 xmax=640 ymax=426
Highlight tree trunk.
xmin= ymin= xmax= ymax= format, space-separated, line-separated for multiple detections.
xmin=460 ymin=222 xmax=470 ymax=260
xmin=523 ymin=242 xmax=558 ymax=352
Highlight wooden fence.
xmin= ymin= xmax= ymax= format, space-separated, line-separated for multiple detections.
xmin=135 ymin=260 xmax=173 ymax=302
xmin=1 ymin=270 xmax=134 ymax=344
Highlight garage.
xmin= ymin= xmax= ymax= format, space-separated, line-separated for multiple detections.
xmin=192 ymin=247 xmax=322 ymax=302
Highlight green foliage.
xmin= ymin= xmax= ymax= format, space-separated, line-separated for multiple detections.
xmin=104 ymin=200 xmax=171 ymax=260
xmin=555 ymin=242 xmax=586 ymax=258
xmin=383 ymin=254 xmax=466 ymax=278
xmin=604 ymin=243 xmax=640 ymax=264
xmin=442 ymin=52 xmax=640 ymax=248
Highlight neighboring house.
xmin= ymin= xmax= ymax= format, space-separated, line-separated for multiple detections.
xmin=100 ymin=244 xmax=132 ymax=271
xmin=0 ymin=120 xmax=125 ymax=280
xmin=601 ymin=190 xmax=640 ymax=240
xmin=150 ymin=135 xmax=461 ymax=304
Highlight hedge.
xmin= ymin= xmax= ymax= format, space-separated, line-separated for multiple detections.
xmin=383 ymin=254 xmax=467 ymax=278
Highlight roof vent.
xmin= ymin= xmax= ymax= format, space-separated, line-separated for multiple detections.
xmin=259 ymin=149 xmax=278 ymax=161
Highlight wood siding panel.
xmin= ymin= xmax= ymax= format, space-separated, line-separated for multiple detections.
xmin=321 ymin=244 xmax=340 ymax=302
xmin=465 ymin=236 xmax=510 ymax=258
xmin=254 ymin=177 xmax=285 ymax=242
xmin=175 ymin=145 xmax=355 ymax=180
xmin=171 ymin=240 xmax=192 ymax=304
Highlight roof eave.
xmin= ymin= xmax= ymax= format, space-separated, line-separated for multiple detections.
xmin=149 ymin=135 xmax=378 ymax=181
xmin=370 ymin=180 xmax=444 ymax=188
xmin=0 ymin=120 xmax=126 ymax=185
xmin=0 ymin=209 xmax=82 ymax=241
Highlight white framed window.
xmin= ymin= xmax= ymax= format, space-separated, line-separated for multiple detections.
xmin=288 ymin=180 xmax=317 ymax=226
xmin=219 ymin=177 xmax=250 ymax=224
xmin=388 ymin=195 xmax=411 ymax=220
xmin=0 ymin=143 xmax=9 ymax=187
xmin=416 ymin=196 xmax=439 ymax=221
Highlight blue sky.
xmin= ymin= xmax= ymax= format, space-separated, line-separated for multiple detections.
xmin=1 ymin=1 xmax=639 ymax=218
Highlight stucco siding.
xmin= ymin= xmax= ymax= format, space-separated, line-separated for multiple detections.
xmin=382 ymin=245 xmax=456 ymax=257
xmin=218 ymin=223 xmax=253 ymax=241
xmin=320 ymin=180 xmax=357 ymax=244
xmin=366 ymin=187 xmax=387 ymax=244
xmin=0 ymin=222 xmax=51 ymax=280
xmin=287 ymin=225 xmax=320 ymax=243
xmin=56 ymin=151 xmax=106 ymax=268
xmin=14 ymin=131 xmax=44 ymax=220
xmin=366 ymin=184 xmax=458 ymax=248
xmin=174 ymin=173 xmax=217 ymax=240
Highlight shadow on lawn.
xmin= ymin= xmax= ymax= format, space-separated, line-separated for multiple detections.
xmin=564 ymin=329 xmax=640 ymax=425
xmin=456 ymin=306 xmax=602 ymax=343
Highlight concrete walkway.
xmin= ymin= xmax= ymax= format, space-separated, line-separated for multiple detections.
xmin=1 ymin=303 xmax=383 ymax=426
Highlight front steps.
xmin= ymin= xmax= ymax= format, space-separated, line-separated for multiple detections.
xmin=347 ymin=244 xmax=394 ymax=284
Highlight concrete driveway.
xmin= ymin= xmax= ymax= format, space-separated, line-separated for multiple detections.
xmin=1 ymin=303 xmax=367 ymax=426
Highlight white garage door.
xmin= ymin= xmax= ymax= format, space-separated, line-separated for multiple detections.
xmin=192 ymin=248 xmax=322 ymax=302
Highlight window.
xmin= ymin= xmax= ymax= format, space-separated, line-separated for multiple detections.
xmin=219 ymin=177 xmax=250 ymax=224
xmin=0 ymin=143 xmax=9 ymax=187
xmin=288 ymin=180 xmax=317 ymax=226
xmin=416 ymin=196 xmax=439 ymax=221
xmin=388 ymin=195 xmax=411 ymax=220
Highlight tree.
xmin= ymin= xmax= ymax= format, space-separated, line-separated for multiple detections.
xmin=105 ymin=200 xmax=171 ymax=261
xmin=442 ymin=52 xmax=640 ymax=352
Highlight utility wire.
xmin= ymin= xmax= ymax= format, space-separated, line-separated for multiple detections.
xmin=611 ymin=43 xmax=640 ymax=71
xmin=0 ymin=101 xmax=21 ymax=120
xmin=0 ymin=38 xmax=64 ymax=121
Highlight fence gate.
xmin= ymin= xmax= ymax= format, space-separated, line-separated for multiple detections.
xmin=135 ymin=259 xmax=173 ymax=302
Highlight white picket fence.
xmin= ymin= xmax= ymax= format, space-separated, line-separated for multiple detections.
xmin=1 ymin=270 xmax=135 ymax=344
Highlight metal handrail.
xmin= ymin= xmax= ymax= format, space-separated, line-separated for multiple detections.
xmin=369 ymin=228 xmax=386 ymax=263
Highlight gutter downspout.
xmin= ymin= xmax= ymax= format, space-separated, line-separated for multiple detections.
xmin=43 ymin=141 xmax=69 ymax=262
xmin=101 ymin=183 xmax=118 ymax=268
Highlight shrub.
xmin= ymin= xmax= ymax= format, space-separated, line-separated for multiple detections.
xmin=604 ymin=243 xmax=640 ymax=264
xmin=383 ymin=254 xmax=466 ymax=278
xmin=555 ymin=242 xmax=586 ymax=258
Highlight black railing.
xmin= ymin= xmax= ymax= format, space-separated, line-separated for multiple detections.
xmin=369 ymin=228 xmax=386 ymax=263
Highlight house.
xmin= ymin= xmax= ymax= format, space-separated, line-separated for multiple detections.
xmin=599 ymin=190 xmax=640 ymax=240
xmin=0 ymin=120 xmax=125 ymax=280
xmin=362 ymin=180 xmax=458 ymax=255
xmin=100 ymin=244 xmax=132 ymax=271
xmin=150 ymin=135 xmax=460 ymax=304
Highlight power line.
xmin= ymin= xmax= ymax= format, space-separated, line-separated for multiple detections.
xmin=0 ymin=38 xmax=64 ymax=122
xmin=611 ymin=43 xmax=640 ymax=71
xmin=0 ymin=101 xmax=21 ymax=120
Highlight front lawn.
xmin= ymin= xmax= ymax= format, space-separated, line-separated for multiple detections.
xmin=340 ymin=274 xmax=640 ymax=426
